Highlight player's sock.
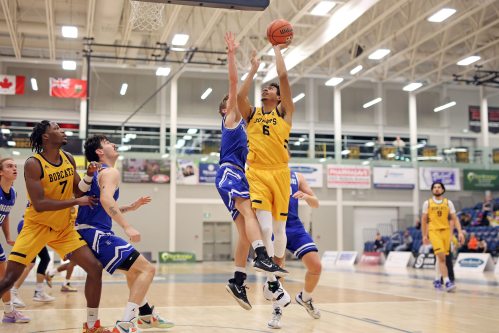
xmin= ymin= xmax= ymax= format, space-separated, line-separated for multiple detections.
xmin=139 ymin=300 xmax=153 ymax=316
xmin=252 ymin=240 xmax=265 ymax=250
xmin=234 ymin=271 xmax=247 ymax=286
xmin=87 ymin=307 xmax=98 ymax=328
xmin=65 ymin=279 xmax=71 ymax=286
xmin=3 ymin=301 xmax=14 ymax=313
xmin=267 ymin=273 xmax=277 ymax=282
xmin=122 ymin=302 xmax=138 ymax=322
xmin=301 ymin=290 xmax=313 ymax=302
xmin=443 ymin=277 xmax=450 ymax=284
xmin=35 ymin=283 xmax=43 ymax=293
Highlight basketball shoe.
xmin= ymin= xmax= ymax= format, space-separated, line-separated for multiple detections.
xmin=2 ymin=309 xmax=30 ymax=323
xmin=33 ymin=291 xmax=55 ymax=302
xmin=433 ymin=279 xmax=442 ymax=290
xmin=137 ymin=307 xmax=174 ymax=329
xmin=295 ymin=292 xmax=320 ymax=319
xmin=267 ymin=307 xmax=282 ymax=329
xmin=226 ymin=278 xmax=251 ymax=310
xmin=253 ymin=256 xmax=289 ymax=277
xmin=61 ymin=283 xmax=78 ymax=292
xmin=112 ymin=321 xmax=140 ymax=333
xmin=263 ymin=281 xmax=291 ymax=307
xmin=445 ymin=281 xmax=456 ymax=292
xmin=83 ymin=320 xmax=113 ymax=333
xmin=10 ymin=289 xmax=26 ymax=308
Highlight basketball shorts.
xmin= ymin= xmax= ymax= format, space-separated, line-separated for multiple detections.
xmin=215 ymin=165 xmax=250 ymax=221
xmin=246 ymin=166 xmax=290 ymax=221
xmin=9 ymin=221 xmax=87 ymax=266
xmin=0 ymin=244 xmax=5 ymax=262
xmin=286 ymin=221 xmax=318 ymax=259
xmin=77 ymin=227 xmax=136 ymax=274
xmin=429 ymin=228 xmax=451 ymax=255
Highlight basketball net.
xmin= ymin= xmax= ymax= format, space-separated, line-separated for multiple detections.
xmin=129 ymin=0 xmax=165 ymax=31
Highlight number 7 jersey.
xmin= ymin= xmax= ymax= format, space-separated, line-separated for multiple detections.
xmin=246 ymin=107 xmax=291 ymax=168
xmin=24 ymin=150 xmax=74 ymax=231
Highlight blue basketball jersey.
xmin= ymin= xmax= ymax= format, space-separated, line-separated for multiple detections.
xmin=0 ymin=187 xmax=15 ymax=226
xmin=219 ymin=117 xmax=248 ymax=170
xmin=76 ymin=165 xmax=119 ymax=231
xmin=287 ymin=171 xmax=300 ymax=227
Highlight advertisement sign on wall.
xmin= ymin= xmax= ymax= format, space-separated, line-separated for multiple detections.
xmin=454 ymin=253 xmax=495 ymax=273
xmin=373 ymin=167 xmax=416 ymax=189
xmin=327 ymin=165 xmax=371 ymax=189
xmin=290 ymin=163 xmax=323 ymax=188
xmin=463 ymin=169 xmax=499 ymax=191
xmin=123 ymin=158 xmax=170 ymax=183
xmin=419 ymin=167 xmax=461 ymax=191
xmin=177 ymin=159 xmax=199 ymax=185
xmin=199 ymin=163 xmax=219 ymax=184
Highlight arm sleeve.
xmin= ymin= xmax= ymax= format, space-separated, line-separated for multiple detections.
xmin=422 ymin=200 xmax=429 ymax=214
xmin=447 ymin=200 xmax=456 ymax=214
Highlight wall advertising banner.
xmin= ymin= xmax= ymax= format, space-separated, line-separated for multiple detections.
xmin=373 ymin=167 xmax=416 ymax=189
xmin=177 ymin=159 xmax=199 ymax=185
xmin=123 ymin=158 xmax=170 ymax=183
xmin=419 ymin=167 xmax=461 ymax=191
xmin=463 ymin=169 xmax=499 ymax=191
xmin=327 ymin=165 xmax=371 ymax=189
xmin=289 ymin=163 xmax=323 ymax=188
xmin=199 ymin=163 xmax=219 ymax=184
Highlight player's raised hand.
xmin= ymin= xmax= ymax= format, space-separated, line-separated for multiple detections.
xmin=250 ymin=49 xmax=260 ymax=71
xmin=86 ymin=161 xmax=101 ymax=176
xmin=130 ymin=196 xmax=152 ymax=211
xmin=125 ymin=225 xmax=141 ymax=243
xmin=224 ymin=32 xmax=239 ymax=53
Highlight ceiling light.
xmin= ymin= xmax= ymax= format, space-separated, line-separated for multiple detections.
xmin=172 ymin=34 xmax=189 ymax=46
xmin=368 ymin=49 xmax=391 ymax=60
xmin=117 ymin=145 xmax=131 ymax=151
xmin=457 ymin=56 xmax=481 ymax=66
xmin=363 ymin=97 xmax=382 ymax=109
xmin=61 ymin=25 xmax=78 ymax=38
xmin=187 ymin=128 xmax=198 ymax=134
xmin=364 ymin=141 xmax=375 ymax=147
xmin=341 ymin=149 xmax=350 ymax=155
xmin=201 ymin=88 xmax=213 ymax=100
xmin=12 ymin=150 xmax=20 ymax=156
xmin=64 ymin=131 xmax=73 ymax=136
xmin=175 ymin=139 xmax=186 ymax=148
xmin=294 ymin=141 xmax=301 ymax=146
xmin=240 ymin=72 xmax=257 ymax=81
xmin=350 ymin=65 xmax=363 ymax=75
xmin=120 ymin=83 xmax=128 ymax=96
xmin=30 ymin=78 xmax=38 ymax=91
xmin=156 ymin=67 xmax=171 ymax=76
xmin=325 ymin=77 xmax=344 ymax=86
xmin=7 ymin=141 xmax=15 ymax=147
xmin=258 ymin=62 xmax=266 ymax=71
xmin=299 ymin=137 xmax=306 ymax=142
xmin=427 ymin=8 xmax=456 ymax=23
xmin=310 ymin=1 xmax=336 ymax=16
xmin=1 ymin=128 xmax=10 ymax=134
xmin=62 ymin=60 xmax=76 ymax=70
xmin=434 ymin=101 xmax=456 ymax=112
xmin=292 ymin=92 xmax=305 ymax=103
xmin=183 ymin=135 xmax=192 ymax=140
xmin=402 ymin=82 xmax=423 ymax=92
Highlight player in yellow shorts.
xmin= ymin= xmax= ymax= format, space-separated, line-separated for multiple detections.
xmin=237 ymin=43 xmax=295 ymax=307
xmin=421 ymin=182 xmax=464 ymax=292
xmin=0 ymin=120 xmax=113 ymax=333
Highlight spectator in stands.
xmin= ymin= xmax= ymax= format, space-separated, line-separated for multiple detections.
xmin=459 ymin=213 xmax=472 ymax=227
xmin=392 ymin=136 xmax=406 ymax=158
xmin=414 ymin=218 xmax=421 ymax=230
xmin=395 ymin=230 xmax=413 ymax=251
xmin=467 ymin=233 xmax=478 ymax=252
xmin=373 ymin=233 xmax=385 ymax=253
xmin=373 ymin=138 xmax=383 ymax=160
xmin=477 ymin=238 xmax=487 ymax=253
xmin=480 ymin=191 xmax=494 ymax=226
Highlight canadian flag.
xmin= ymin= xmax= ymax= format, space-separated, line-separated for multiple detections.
xmin=0 ymin=75 xmax=25 ymax=95
xmin=49 ymin=77 xmax=87 ymax=98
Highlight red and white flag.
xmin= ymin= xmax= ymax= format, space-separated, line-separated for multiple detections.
xmin=49 ymin=77 xmax=87 ymax=98
xmin=0 ymin=75 xmax=25 ymax=95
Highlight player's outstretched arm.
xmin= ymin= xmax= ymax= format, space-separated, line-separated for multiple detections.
xmin=295 ymin=173 xmax=319 ymax=208
xmin=224 ymin=32 xmax=241 ymax=123
xmin=25 ymin=157 xmax=97 ymax=211
xmin=1 ymin=216 xmax=14 ymax=245
xmin=120 ymin=196 xmax=152 ymax=214
xmin=273 ymin=45 xmax=295 ymax=121
xmin=99 ymin=168 xmax=140 ymax=242
xmin=421 ymin=211 xmax=429 ymax=245
xmin=237 ymin=50 xmax=259 ymax=122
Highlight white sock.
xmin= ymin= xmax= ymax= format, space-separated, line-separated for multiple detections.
xmin=3 ymin=301 xmax=13 ymax=313
xmin=235 ymin=266 xmax=246 ymax=274
xmin=65 ymin=279 xmax=71 ymax=286
xmin=122 ymin=302 xmax=138 ymax=322
xmin=10 ymin=287 xmax=17 ymax=295
xmin=251 ymin=240 xmax=265 ymax=250
xmin=35 ymin=283 xmax=43 ymax=293
xmin=267 ymin=274 xmax=277 ymax=282
xmin=434 ymin=261 xmax=440 ymax=280
xmin=301 ymin=290 xmax=312 ymax=301
xmin=87 ymin=307 xmax=98 ymax=328
xmin=444 ymin=277 xmax=450 ymax=284
xmin=140 ymin=299 xmax=147 ymax=307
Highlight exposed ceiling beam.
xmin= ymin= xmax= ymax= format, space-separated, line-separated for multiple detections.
xmin=45 ymin=0 xmax=55 ymax=60
xmin=86 ymin=0 xmax=96 ymax=37
xmin=158 ymin=5 xmax=182 ymax=43
xmin=0 ymin=0 xmax=20 ymax=58
xmin=289 ymin=0 xmax=410 ymax=85
xmin=192 ymin=8 xmax=223 ymax=48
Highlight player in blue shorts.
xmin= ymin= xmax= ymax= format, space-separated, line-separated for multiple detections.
xmin=216 ymin=32 xmax=287 ymax=311
xmin=76 ymin=135 xmax=173 ymax=333
xmin=0 ymin=157 xmax=30 ymax=323
xmin=265 ymin=171 xmax=321 ymax=329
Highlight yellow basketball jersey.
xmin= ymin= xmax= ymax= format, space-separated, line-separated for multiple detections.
xmin=246 ymin=107 xmax=291 ymax=169
xmin=427 ymin=198 xmax=450 ymax=230
xmin=24 ymin=151 xmax=75 ymax=231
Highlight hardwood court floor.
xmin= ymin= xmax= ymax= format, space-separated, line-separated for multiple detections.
xmin=2 ymin=261 xmax=498 ymax=333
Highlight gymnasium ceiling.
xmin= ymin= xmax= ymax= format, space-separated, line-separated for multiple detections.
xmin=0 ymin=0 xmax=498 ymax=91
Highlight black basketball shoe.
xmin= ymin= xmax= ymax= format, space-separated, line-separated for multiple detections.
xmin=253 ymin=256 xmax=289 ymax=277
xmin=226 ymin=279 xmax=251 ymax=310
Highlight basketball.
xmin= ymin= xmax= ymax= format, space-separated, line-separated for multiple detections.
xmin=266 ymin=19 xmax=293 ymax=46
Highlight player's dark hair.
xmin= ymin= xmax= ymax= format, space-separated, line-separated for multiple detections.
xmin=431 ymin=181 xmax=446 ymax=194
xmin=269 ymin=82 xmax=280 ymax=96
xmin=29 ymin=120 xmax=51 ymax=153
xmin=84 ymin=135 xmax=108 ymax=162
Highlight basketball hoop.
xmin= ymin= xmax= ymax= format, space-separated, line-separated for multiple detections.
xmin=129 ymin=0 xmax=165 ymax=31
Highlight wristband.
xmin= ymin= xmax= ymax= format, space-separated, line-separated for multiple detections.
xmin=78 ymin=179 xmax=91 ymax=192
xmin=83 ymin=174 xmax=93 ymax=185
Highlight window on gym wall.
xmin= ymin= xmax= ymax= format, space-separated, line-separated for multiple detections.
xmin=288 ymin=132 xmax=309 ymax=158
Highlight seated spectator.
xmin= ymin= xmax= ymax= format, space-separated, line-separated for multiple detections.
xmin=477 ymin=238 xmax=487 ymax=253
xmin=395 ymin=230 xmax=413 ymax=251
xmin=373 ymin=233 xmax=385 ymax=252
xmin=459 ymin=213 xmax=472 ymax=227
xmin=392 ymin=136 xmax=406 ymax=158
xmin=480 ymin=191 xmax=494 ymax=226
xmin=419 ymin=243 xmax=433 ymax=254
xmin=467 ymin=233 xmax=478 ymax=252
xmin=414 ymin=218 xmax=421 ymax=230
